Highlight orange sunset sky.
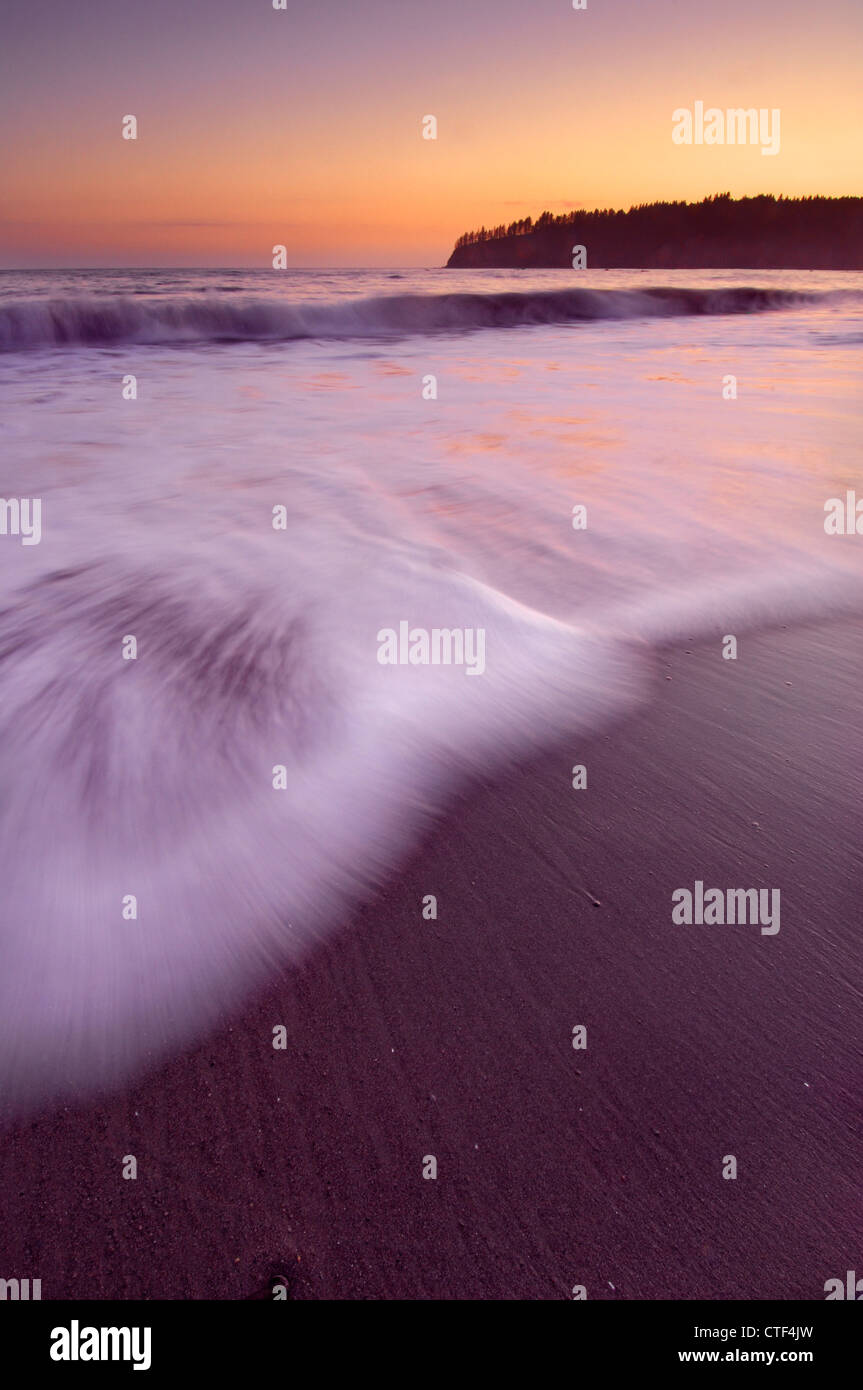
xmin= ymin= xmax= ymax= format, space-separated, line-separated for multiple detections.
xmin=1 ymin=0 xmax=861 ymax=267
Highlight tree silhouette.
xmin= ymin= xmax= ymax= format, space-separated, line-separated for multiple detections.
xmin=449 ymin=195 xmax=863 ymax=268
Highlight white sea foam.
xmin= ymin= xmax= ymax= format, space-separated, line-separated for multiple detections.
xmin=0 ymin=267 xmax=861 ymax=1108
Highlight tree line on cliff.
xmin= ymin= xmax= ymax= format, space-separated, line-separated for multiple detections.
xmin=448 ymin=194 xmax=863 ymax=269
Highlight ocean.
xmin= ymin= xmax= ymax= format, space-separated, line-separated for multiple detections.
xmin=1 ymin=266 xmax=862 ymax=1105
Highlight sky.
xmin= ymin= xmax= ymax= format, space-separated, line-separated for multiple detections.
xmin=1 ymin=0 xmax=861 ymax=267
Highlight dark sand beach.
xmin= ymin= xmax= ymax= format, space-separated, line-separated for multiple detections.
xmin=1 ymin=620 xmax=859 ymax=1300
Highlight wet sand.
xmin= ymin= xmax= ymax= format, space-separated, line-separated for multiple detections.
xmin=1 ymin=620 xmax=860 ymax=1299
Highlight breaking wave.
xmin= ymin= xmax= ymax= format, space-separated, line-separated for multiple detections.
xmin=0 ymin=284 xmax=837 ymax=351
xmin=0 ymin=547 xmax=647 ymax=1111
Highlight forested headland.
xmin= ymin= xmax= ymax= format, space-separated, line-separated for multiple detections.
xmin=446 ymin=194 xmax=863 ymax=269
